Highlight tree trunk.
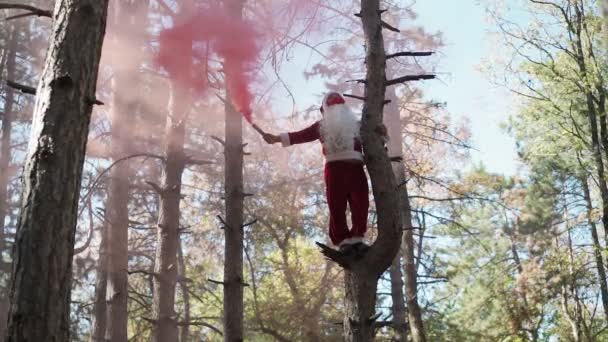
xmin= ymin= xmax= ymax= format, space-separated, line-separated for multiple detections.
xmin=222 ymin=78 xmax=245 ymax=342
xmin=89 ymin=221 xmax=108 ymax=342
xmin=104 ymin=3 xmax=141 ymax=340
xmin=104 ymin=48 xmax=133 ymax=342
xmin=223 ymin=1 xmax=246 ymax=341
xmin=384 ymin=86 xmax=425 ymax=341
xmin=0 ymin=23 xmax=18 ymax=341
xmin=6 ymin=1 xmax=109 ymax=341
xmin=152 ymin=81 xmax=186 ymax=342
xmin=570 ymin=5 xmax=608 ymax=255
xmin=388 ymin=256 xmax=407 ymax=341
xmin=581 ymin=176 xmax=608 ymax=322
xmin=177 ymin=240 xmax=190 ymax=342
xmin=329 ymin=1 xmax=404 ymax=341
xmin=343 ymin=272 xmax=379 ymax=341
xmin=399 ymin=179 xmax=426 ymax=342
xmin=384 ymin=90 xmax=407 ymax=341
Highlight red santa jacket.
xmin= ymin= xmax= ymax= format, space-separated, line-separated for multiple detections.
xmin=279 ymin=121 xmax=364 ymax=163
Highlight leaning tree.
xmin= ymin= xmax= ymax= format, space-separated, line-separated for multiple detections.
xmin=4 ymin=0 xmax=109 ymax=341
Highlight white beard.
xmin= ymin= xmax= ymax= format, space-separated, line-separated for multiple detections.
xmin=319 ymin=104 xmax=360 ymax=154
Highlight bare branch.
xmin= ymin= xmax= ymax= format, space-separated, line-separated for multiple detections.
xmin=386 ymin=74 xmax=436 ymax=86
xmin=216 ymin=215 xmax=229 ymax=229
xmin=241 ymin=219 xmax=257 ymax=228
xmin=7 ymin=80 xmax=35 ymax=95
xmin=176 ymin=321 xmax=222 ymax=335
xmin=210 ymin=135 xmax=225 ymax=146
xmin=145 ymin=181 xmax=164 ymax=195
xmin=7 ymin=80 xmax=104 ymax=105
xmin=0 ymin=3 xmax=51 ymax=18
xmin=381 ymin=20 xmax=400 ymax=33
xmin=386 ymin=51 xmax=435 ymax=59
xmin=343 ymin=94 xmax=366 ymax=101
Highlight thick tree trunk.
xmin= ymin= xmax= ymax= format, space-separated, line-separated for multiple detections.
xmin=343 ymin=272 xmax=379 ymax=341
xmin=223 ymin=1 xmax=246 ymax=341
xmin=5 ymin=1 xmax=109 ymax=341
xmin=0 ymin=23 xmax=18 ymax=341
xmin=152 ymin=82 xmax=186 ymax=342
xmin=581 ymin=176 xmax=608 ymax=322
xmin=89 ymin=222 xmax=108 ymax=342
xmin=331 ymin=1 xmax=404 ymax=341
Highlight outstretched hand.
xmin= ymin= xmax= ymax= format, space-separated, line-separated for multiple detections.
xmin=262 ymin=133 xmax=281 ymax=144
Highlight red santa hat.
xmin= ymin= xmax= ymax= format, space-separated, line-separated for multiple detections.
xmin=321 ymin=92 xmax=346 ymax=113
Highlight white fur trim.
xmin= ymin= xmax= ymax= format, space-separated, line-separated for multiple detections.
xmin=319 ymin=104 xmax=360 ymax=155
xmin=325 ymin=151 xmax=363 ymax=162
xmin=280 ymin=133 xmax=291 ymax=147
xmin=339 ymin=237 xmax=364 ymax=247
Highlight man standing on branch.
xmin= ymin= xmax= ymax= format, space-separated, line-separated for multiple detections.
xmin=262 ymin=92 xmax=387 ymax=253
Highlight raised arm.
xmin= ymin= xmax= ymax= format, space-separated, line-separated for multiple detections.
xmin=262 ymin=121 xmax=321 ymax=146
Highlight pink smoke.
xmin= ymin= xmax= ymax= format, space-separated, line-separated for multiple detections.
xmin=157 ymin=6 xmax=261 ymax=123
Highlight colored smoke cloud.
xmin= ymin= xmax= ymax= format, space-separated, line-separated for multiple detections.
xmin=157 ymin=6 xmax=261 ymax=123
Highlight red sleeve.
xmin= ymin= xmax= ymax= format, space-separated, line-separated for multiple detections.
xmin=282 ymin=121 xmax=320 ymax=146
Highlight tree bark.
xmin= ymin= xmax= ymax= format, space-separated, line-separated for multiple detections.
xmin=223 ymin=1 xmax=246 ymax=341
xmin=6 ymin=1 xmax=109 ymax=341
xmin=151 ymin=81 xmax=186 ymax=342
xmin=0 ymin=22 xmax=18 ymax=341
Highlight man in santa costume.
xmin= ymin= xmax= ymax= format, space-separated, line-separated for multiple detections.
xmin=262 ymin=92 xmax=386 ymax=253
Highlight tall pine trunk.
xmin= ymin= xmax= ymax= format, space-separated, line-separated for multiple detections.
xmin=384 ymin=87 xmax=425 ymax=341
xmin=0 ymin=22 xmax=18 ymax=340
xmin=581 ymin=176 xmax=608 ymax=322
xmin=105 ymin=9 xmax=135 ymax=342
xmin=223 ymin=1 xmax=246 ymax=340
xmin=104 ymin=3 xmax=149 ymax=339
xmin=223 ymin=96 xmax=245 ymax=341
xmin=388 ymin=257 xmax=407 ymax=341
xmin=398 ymin=178 xmax=426 ymax=341
xmin=89 ymin=221 xmax=108 ymax=342
xmin=6 ymin=1 xmax=109 ymax=340
xmin=177 ymin=241 xmax=190 ymax=342
xmin=570 ymin=4 xmax=608 ymax=258
xmin=384 ymin=90 xmax=407 ymax=341
xmin=152 ymin=81 xmax=186 ymax=342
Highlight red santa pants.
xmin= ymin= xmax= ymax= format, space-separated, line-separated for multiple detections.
xmin=324 ymin=161 xmax=369 ymax=246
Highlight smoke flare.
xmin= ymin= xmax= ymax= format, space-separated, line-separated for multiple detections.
xmin=157 ymin=6 xmax=260 ymax=123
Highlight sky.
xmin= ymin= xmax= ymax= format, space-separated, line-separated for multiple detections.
xmin=269 ymin=0 xmax=521 ymax=176
xmin=412 ymin=0 xmax=520 ymax=176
